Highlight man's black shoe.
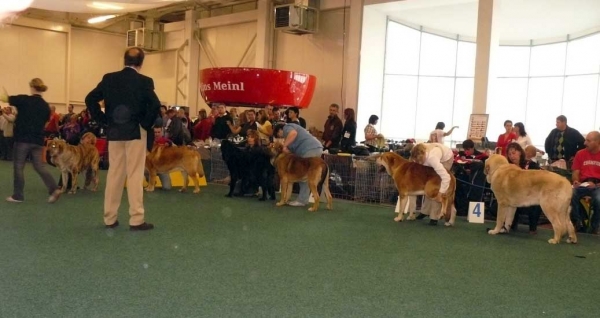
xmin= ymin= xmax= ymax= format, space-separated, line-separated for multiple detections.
xmin=105 ymin=221 xmax=119 ymax=229
xmin=429 ymin=220 xmax=438 ymax=226
xmin=130 ymin=222 xmax=155 ymax=231
xmin=416 ymin=213 xmax=428 ymax=220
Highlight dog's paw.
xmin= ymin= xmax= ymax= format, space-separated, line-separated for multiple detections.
xmin=548 ymin=238 xmax=559 ymax=244
xmin=407 ymin=216 xmax=416 ymax=221
xmin=193 ymin=189 xmax=200 ymax=194
xmin=393 ymin=216 xmax=403 ymax=222
xmin=179 ymin=188 xmax=187 ymax=193
xmin=276 ymin=202 xmax=286 ymax=207
xmin=488 ymin=229 xmax=499 ymax=235
xmin=145 ymin=188 xmax=155 ymax=192
xmin=566 ymin=237 xmax=578 ymax=244
xmin=444 ymin=222 xmax=453 ymax=227
xmin=308 ymin=207 xmax=316 ymax=212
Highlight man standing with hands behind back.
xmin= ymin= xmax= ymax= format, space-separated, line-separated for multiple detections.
xmin=86 ymin=47 xmax=161 ymax=231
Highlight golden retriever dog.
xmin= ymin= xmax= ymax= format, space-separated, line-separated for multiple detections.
xmin=484 ymin=154 xmax=577 ymax=244
xmin=145 ymin=144 xmax=204 ymax=193
xmin=47 ymin=138 xmax=100 ymax=194
xmin=270 ymin=143 xmax=333 ymax=212
xmin=376 ymin=152 xmax=456 ymax=225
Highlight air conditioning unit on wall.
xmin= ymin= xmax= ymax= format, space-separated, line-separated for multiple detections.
xmin=126 ymin=28 xmax=163 ymax=51
xmin=274 ymin=0 xmax=319 ymax=35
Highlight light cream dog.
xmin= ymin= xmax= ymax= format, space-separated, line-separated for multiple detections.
xmin=484 ymin=154 xmax=577 ymax=244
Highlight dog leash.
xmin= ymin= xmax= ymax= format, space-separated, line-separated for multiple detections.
xmin=456 ymin=178 xmax=491 ymax=190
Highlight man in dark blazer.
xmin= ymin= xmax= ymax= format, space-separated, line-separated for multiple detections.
xmin=86 ymin=47 xmax=161 ymax=231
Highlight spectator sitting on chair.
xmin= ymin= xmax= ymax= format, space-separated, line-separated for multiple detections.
xmin=570 ymin=131 xmax=600 ymax=235
xmin=505 ymin=142 xmax=542 ymax=234
xmin=458 ymin=139 xmax=482 ymax=159
xmin=545 ymin=115 xmax=584 ymax=165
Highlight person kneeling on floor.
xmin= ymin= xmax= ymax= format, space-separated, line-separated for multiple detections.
xmin=144 ymin=126 xmax=173 ymax=190
xmin=410 ymin=142 xmax=454 ymax=225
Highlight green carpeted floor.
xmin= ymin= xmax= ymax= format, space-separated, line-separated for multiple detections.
xmin=0 ymin=160 xmax=599 ymax=318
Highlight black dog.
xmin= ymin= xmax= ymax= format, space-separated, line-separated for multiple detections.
xmin=220 ymin=140 xmax=275 ymax=200
xmin=247 ymin=146 xmax=276 ymax=201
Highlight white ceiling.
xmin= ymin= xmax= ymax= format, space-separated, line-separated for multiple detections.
xmin=373 ymin=0 xmax=600 ymax=42
xmin=28 ymin=0 xmax=187 ymax=13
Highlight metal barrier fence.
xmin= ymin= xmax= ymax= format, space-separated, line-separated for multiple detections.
xmin=205 ymin=148 xmax=401 ymax=206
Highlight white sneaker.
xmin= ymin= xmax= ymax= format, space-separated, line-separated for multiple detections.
xmin=287 ymin=201 xmax=306 ymax=207
xmin=6 ymin=196 xmax=23 ymax=203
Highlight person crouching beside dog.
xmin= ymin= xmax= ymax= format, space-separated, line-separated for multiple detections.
xmin=143 ymin=126 xmax=173 ymax=190
xmin=410 ymin=143 xmax=454 ymax=225
xmin=273 ymin=123 xmax=323 ymax=207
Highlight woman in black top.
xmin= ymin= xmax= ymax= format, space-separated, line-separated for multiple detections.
xmin=506 ymin=142 xmax=541 ymax=234
xmin=0 ymin=78 xmax=61 ymax=203
xmin=340 ymin=108 xmax=357 ymax=152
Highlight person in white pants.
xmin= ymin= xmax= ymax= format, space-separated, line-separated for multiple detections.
xmin=410 ymin=143 xmax=454 ymax=225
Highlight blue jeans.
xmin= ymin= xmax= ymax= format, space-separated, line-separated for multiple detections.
xmin=571 ymin=187 xmax=600 ymax=231
xmin=144 ymin=171 xmax=172 ymax=190
xmin=12 ymin=142 xmax=59 ymax=201
xmin=295 ymin=148 xmax=324 ymax=204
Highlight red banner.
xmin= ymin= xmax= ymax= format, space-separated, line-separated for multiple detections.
xmin=199 ymin=67 xmax=317 ymax=108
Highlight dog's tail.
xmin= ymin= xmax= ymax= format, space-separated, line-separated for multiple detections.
xmin=317 ymin=163 xmax=331 ymax=203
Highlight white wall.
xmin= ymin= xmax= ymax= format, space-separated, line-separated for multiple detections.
xmin=0 ymin=24 xmax=67 ymax=104
xmin=275 ymin=8 xmax=351 ymax=130
xmin=70 ymin=28 xmax=124 ymax=103
xmin=142 ymin=51 xmax=177 ymax=105
xmin=356 ymin=6 xmax=387 ymax=141
xmin=199 ymin=21 xmax=257 ymax=69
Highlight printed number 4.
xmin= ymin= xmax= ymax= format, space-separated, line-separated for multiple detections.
xmin=473 ymin=204 xmax=481 ymax=217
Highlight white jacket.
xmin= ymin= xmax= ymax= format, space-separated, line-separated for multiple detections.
xmin=422 ymin=143 xmax=453 ymax=193
xmin=1 ymin=112 xmax=15 ymax=137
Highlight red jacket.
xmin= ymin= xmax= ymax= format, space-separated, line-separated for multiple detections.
xmin=194 ymin=118 xmax=213 ymax=141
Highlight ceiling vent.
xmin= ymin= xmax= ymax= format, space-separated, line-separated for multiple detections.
xmin=126 ymin=28 xmax=163 ymax=51
xmin=274 ymin=0 xmax=319 ymax=35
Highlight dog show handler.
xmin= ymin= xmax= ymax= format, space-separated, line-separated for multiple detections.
xmin=273 ymin=123 xmax=323 ymax=207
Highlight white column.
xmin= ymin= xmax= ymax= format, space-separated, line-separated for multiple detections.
xmin=343 ymin=0 xmax=364 ymax=112
xmin=472 ymin=0 xmax=500 ymax=114
xmin=255 ymin=0 xmax=271 ymax=68
xmin=184 ymin=10 xmax=200 ymax=115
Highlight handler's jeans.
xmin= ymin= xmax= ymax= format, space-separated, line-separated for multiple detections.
xmin=571 ymin=187 xmax=600 ymax=231
xmin=294 ymin=148 xmax=324 ymax=204
xmin=12 ymin=142 xmax=59 ymax=201
xmin=144 ymin=171 xmax=172 ymax=190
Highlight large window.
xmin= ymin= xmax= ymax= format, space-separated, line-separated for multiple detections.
xmin=380 ymin=22 xmax=473 ymax=147
xmin=379 ymin=20 xmax=600 ymax=148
